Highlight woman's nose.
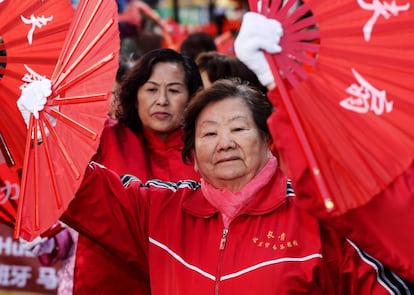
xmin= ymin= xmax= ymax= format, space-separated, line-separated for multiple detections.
xmin=155 ymin=89 xmax=168 ymax=105
xmin=217 ymin=131 xmax=236 ymax=150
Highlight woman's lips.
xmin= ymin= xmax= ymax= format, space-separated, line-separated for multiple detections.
xmin=216 ymin=156 xmax=240 ymax=164
xmin=152 ymin=112 xmax=170 ymax=120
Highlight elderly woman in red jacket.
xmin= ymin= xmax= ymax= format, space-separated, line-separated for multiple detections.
xmin=62 ymin=79 xmax=410 ymax=294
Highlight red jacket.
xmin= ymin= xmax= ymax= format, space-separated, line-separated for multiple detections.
xmin=74 ymin=120 xmax=200 ymax=295
xmin=63 ymin=162 xmax=401 ymax=294
xmin=267 ymin=88 xmax=414 ymax=283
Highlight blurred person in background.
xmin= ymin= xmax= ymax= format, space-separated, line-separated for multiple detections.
xmin=118 ymin=0 xmax=167 ymax=60
xmin=179 ymin=31 xmax=218 ymax=62
xmin=195 ymin=51 xmax=266 ymax=94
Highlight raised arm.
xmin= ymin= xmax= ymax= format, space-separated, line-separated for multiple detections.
xmin=234 ymin=11 xmax=414 ymax=283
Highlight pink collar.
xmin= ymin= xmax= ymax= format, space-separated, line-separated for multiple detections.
xmin=201 ymin=155 xmax=278 ymax=228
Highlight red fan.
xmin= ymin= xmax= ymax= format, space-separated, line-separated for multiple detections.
xmin=249 ymin=0 xmax=414 ymax=214
xmin=13 ymin=0 xmax=120 ymax=241
xmin=0 ymin=0 xmax=74 ymax=172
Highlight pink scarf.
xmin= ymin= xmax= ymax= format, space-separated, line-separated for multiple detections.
xmin=201 ymin=155 xmax=278 ymax=228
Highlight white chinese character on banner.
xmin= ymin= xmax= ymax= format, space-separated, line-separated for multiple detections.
xmin=357 ymin=0 xmax=410 ymax=41
xmin=20 ymin=14 xmax=53 ymax=45
xmin=0 ymin=265 xmax=12 ymax=286
xmin=37 ymin=266 xmax=59 ymax=290
xmin=339 ymin=68 xmax=393 ymax=115
xmin=0 ymin=265 xmax=32 ymax=287
xmin=0 ymin=180 xmax=20 ymax=205
xmin=10 ymin=265 xmax=32 ymax=287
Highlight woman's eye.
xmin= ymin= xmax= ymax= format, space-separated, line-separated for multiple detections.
xmin=232 ymin=127 xmax=246 ymax=132
xmin=203 ymin=132 xmax=216 ymax=137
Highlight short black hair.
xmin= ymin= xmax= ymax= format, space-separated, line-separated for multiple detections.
xmin=196 ymin=51 xmax=267 ymax=94
xmin=180 ymin=32 xmax=217 ymax=61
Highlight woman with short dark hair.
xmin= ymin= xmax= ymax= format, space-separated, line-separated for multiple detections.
xmin=182 ymin=78 xmax=271 ymax=164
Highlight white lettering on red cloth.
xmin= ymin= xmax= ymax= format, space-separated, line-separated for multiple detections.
xmin=357 ymin=0 xmax=410 ymax=41
xmin=340 ymin=68 xmax=393 ymax=115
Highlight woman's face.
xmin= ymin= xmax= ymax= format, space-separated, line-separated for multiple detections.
xmin=137 ymin=62 xmax=189 ymax=140
xmin=194 ymin=97 xmax=269 ymax=191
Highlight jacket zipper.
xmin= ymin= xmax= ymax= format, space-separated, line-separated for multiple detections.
xmin=215 ymin=228 xmax=229 ymax=294
xmin=219 ymin=228 xmax=229 ymax=250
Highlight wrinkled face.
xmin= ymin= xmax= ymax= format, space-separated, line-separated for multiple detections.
xmin=137 ymin=62 xmax=189 ymax=140
xmin=194 ymin=97 xmax=269 ymax=191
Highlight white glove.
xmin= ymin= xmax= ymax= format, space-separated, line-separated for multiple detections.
xmin=234 ymin=12 xmax=283 ymax=87
xmin=17 ymin=79 xmax=53 ymax=140
xmin=20 ymin=236 xmax=55 ymax=256
xmin=17 ymin=79 xmax=51 ymax=126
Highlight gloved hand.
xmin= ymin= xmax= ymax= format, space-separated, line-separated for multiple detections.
xmin=16 ymin=79 xmax=53 ymax=140
xmin=234 ymin=12 xmax=283 ymax=87
xmin=20 ymin=235 xmax=55 ymax=256
xmin=17 ymin=79 xmax=52 ymax=126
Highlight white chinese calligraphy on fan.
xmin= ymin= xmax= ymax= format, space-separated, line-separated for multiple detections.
xmin=20 ymin=64 xmax=46 ymax=88
xmin=0 ymin=180 xmax=19 ymax=205
xmin=20 ymin=14 xmax=53 ymax=45
xmin=340 ymin=68 xmax=393 ymax=115
xmin=357 ymin=0 xmax=410 ymax=42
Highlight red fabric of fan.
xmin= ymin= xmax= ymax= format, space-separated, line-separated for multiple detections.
xmin=249 ymin=0 xmax=414 ymax=215
xmin=0 ymin=0 xmax=74 ymax=172
xmin=0 ymin=159 xmax=20 ymax=228
xmin=0 ymin=159 xmax=64 ymax=238
xmin=14 ymin=0 xmax=120 ymax=241
xmin=1 ymin=135 xmax=64 ymax=238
